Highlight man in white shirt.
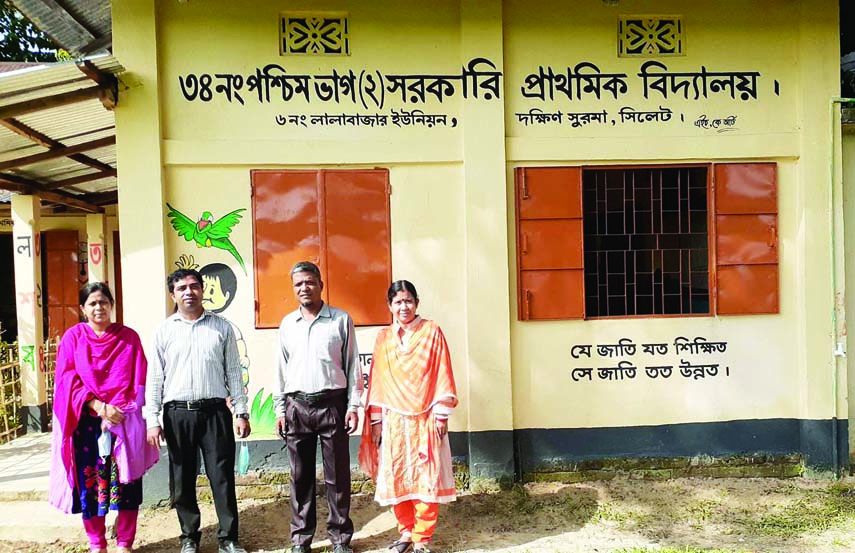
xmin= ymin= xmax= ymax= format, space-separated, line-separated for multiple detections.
xmin=145 ymin=268 xmax=251 ymax=553
xmin=274 ymin=261 xmax=361 ymax=553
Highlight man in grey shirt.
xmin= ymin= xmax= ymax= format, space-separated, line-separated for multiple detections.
xmin=275 ymin=261 xmax=362 ymax=553
xmin=145 ymin=268 xmax=251 ymax=553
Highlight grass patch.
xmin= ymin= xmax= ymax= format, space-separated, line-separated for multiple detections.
xmin=592 ymin=501 xmax=631 ymax=524
xmin=686 ymin=499 xmax=721 ymax=521
xmin=614 ymin=549 xmax=751 ymax=553
xmin=60 ymin=546 xmax=89 ymax=553
xmin=737 ymin=482 xmax=855 ymax=538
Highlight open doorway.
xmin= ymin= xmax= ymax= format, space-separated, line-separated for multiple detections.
xmin=0 ymin=235 xmax=16 ymax=342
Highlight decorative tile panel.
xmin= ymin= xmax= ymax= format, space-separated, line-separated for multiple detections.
xmin=280 ymin=13 xmax=350 ymax=56
xmin=618 ymin=16 xmax=684 ymax=57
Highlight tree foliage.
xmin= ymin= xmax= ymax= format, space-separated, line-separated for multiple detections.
xmin=0 ymin=0 xmax=58 ymax=62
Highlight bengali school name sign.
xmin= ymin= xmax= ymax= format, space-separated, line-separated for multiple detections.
xmin=176 ymin=58 xmax=777 ymax=131
xmin=178 ymin=58 xmax=499 ymax=130
xmin=516 ymin=60 xmax=777 ymax=132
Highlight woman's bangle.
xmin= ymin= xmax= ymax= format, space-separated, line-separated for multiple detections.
xmin=97 ymin=401 xmax=106 ymax=418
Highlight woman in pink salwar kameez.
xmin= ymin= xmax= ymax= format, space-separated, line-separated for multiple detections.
xmin=48 ymin=282 xmax=159 ymax=553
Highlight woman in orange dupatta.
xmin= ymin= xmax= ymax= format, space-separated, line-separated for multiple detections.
xmin=359 ymin=281 xmax=457 ymax=553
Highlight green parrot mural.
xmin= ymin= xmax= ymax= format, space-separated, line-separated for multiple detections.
xmin=166 ymin=203 xmax=247 ymax=274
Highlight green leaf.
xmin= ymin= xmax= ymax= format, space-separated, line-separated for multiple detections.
xmin=249 ymin=388 xmax=278 ymax=437
xmin=251 ymin=388 xmax=263 ymax=416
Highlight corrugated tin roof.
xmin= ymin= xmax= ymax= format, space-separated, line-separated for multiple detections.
xmin=0 ymin=55 xmax=123 ymax=209
xmin=0 ymin=56 xmax=121 ymax=104
xmin=10 ymin=0 xmax=111 ymax=58
xmin=0 ymin=62 xmax=41 ymax=74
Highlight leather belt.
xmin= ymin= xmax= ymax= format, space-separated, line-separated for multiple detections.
xmin=166 ymin=398 xmax=225 ymax=411
xmin=289 ymin=388 xmax=347 ymax=404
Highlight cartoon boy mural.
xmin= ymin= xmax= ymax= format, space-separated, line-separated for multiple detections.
xmin=199 ymin=262 xmax=250 ymax=389
xmin=200 ymin=262 xmax=237 ymax=313
xmin=174 ymin=255 xmax=250 ymax=391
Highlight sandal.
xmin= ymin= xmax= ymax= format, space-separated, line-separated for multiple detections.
xmin=389 ymin=540 xmax=413 ymax=553
xmin=412 ymin=545 xmax=433 ymax=553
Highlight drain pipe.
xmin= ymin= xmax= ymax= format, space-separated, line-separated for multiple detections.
xmin=829 ymin=97 xmax=854 ymax=476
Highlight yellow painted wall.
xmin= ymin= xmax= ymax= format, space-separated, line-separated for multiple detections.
xmin=163 ymin=164 xmax=468 ymax=430
xmin=505 ymin=0 xmax=840 ymax=429
xmin=138 ymin=0 xmax=510 ymax=435
xmin=111 ymin=0 xmax=842 ymax=446
xmin=509 ymin=162 xmax=803 ymax=428
xmin=157 ymin=0 xmax=463 ymax=162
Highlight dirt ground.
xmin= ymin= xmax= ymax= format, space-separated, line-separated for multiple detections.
xmin=5 ymin=477 xmax=855 ymax=553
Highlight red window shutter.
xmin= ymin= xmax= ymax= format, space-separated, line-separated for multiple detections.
xmin=713 ymin=163 xmax=778 ymax=314
xmin=519 ymin=270 xmax=585 ymax=320
xmin=515 ymin=167 xmax=584 ymax=320
xmin=517 ymin=167 xmax=583 ymax=219
xmin=251 ymin=170 xmax=322 ymax=329
xmin=252 ymin=169 xmax=392 ymax=328
xmin=323 ymin=170 xmax=392 ymax=326
xmin=518 ymin=219 xmax=583 ymax=270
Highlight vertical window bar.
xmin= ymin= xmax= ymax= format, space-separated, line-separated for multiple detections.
xmin=657 ymin=248 xmax=664 ymax=314
xmin=599 ymin=171 xmax=605 ymax=235
xmin=605 ymin=247 xmax=610 ymax=316
xmin=685 ymin=168 xmax=691 ymax=234
xmin=658 ymin=169 xmax=663 ymax=237
xmin=623 ymin=171 xmax=630 ymax=316
xmin=625 ymin=249 xmax=630 ymax=315
xmin=677 ymin=169 xmax=683 ymax=234
xmin=600 ymin=251 xmax=608 ymax=316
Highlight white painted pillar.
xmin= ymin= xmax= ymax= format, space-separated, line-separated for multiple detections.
xmin=11 ymin=194 xmax=47 ymax=433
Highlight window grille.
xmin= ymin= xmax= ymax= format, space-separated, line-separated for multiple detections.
xmin=582 ymin=167 xmax=709 ymax=317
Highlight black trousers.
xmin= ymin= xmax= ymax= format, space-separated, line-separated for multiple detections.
xmin=163 ymin=400 xmax=238 ymax=545
xmin=285 ymin=394 xmax=354 ymax=547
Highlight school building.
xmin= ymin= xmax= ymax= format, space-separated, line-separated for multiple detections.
xmin=1 ymin=0 xmax=853 ymax=481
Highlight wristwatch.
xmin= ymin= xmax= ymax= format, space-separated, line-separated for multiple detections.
xmin=235 ymin=413 xmax=249 ymax=420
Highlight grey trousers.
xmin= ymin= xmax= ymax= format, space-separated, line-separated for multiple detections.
xmin=284 ymin=394 xmax=354 ymax=547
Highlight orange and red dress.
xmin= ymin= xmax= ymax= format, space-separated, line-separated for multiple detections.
xmin=358 ymin=318 xmax=458 ymax=506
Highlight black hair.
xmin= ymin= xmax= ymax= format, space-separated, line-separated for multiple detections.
xmin=79 ymin=281 xmax=115 ymax=307
xmin=290 ymin=261 xmax=322 ymax=282
xmin=387 ymin=280 xmax=419 ymax=304
xmin=199 ymin=263 xmax=237 ymax=313
xmin=167 ymin=268 xmax=203 ymax=293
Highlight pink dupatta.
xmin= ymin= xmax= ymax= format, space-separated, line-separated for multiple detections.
xmin=48 ymin=323 xmax=159 ymax=513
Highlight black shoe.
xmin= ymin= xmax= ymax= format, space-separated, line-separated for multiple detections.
xmin=179 ymin=540 xmax=199 ymax=553
xmin=290 ymin=546 xmax=311 ymax=553
xmin=218 ymin=541 xmax=248 ymax=553
xmin=389 ymin=540 xmax=413 ymax=553
xmin=333 ymin=545 xmax=353 ymax=553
